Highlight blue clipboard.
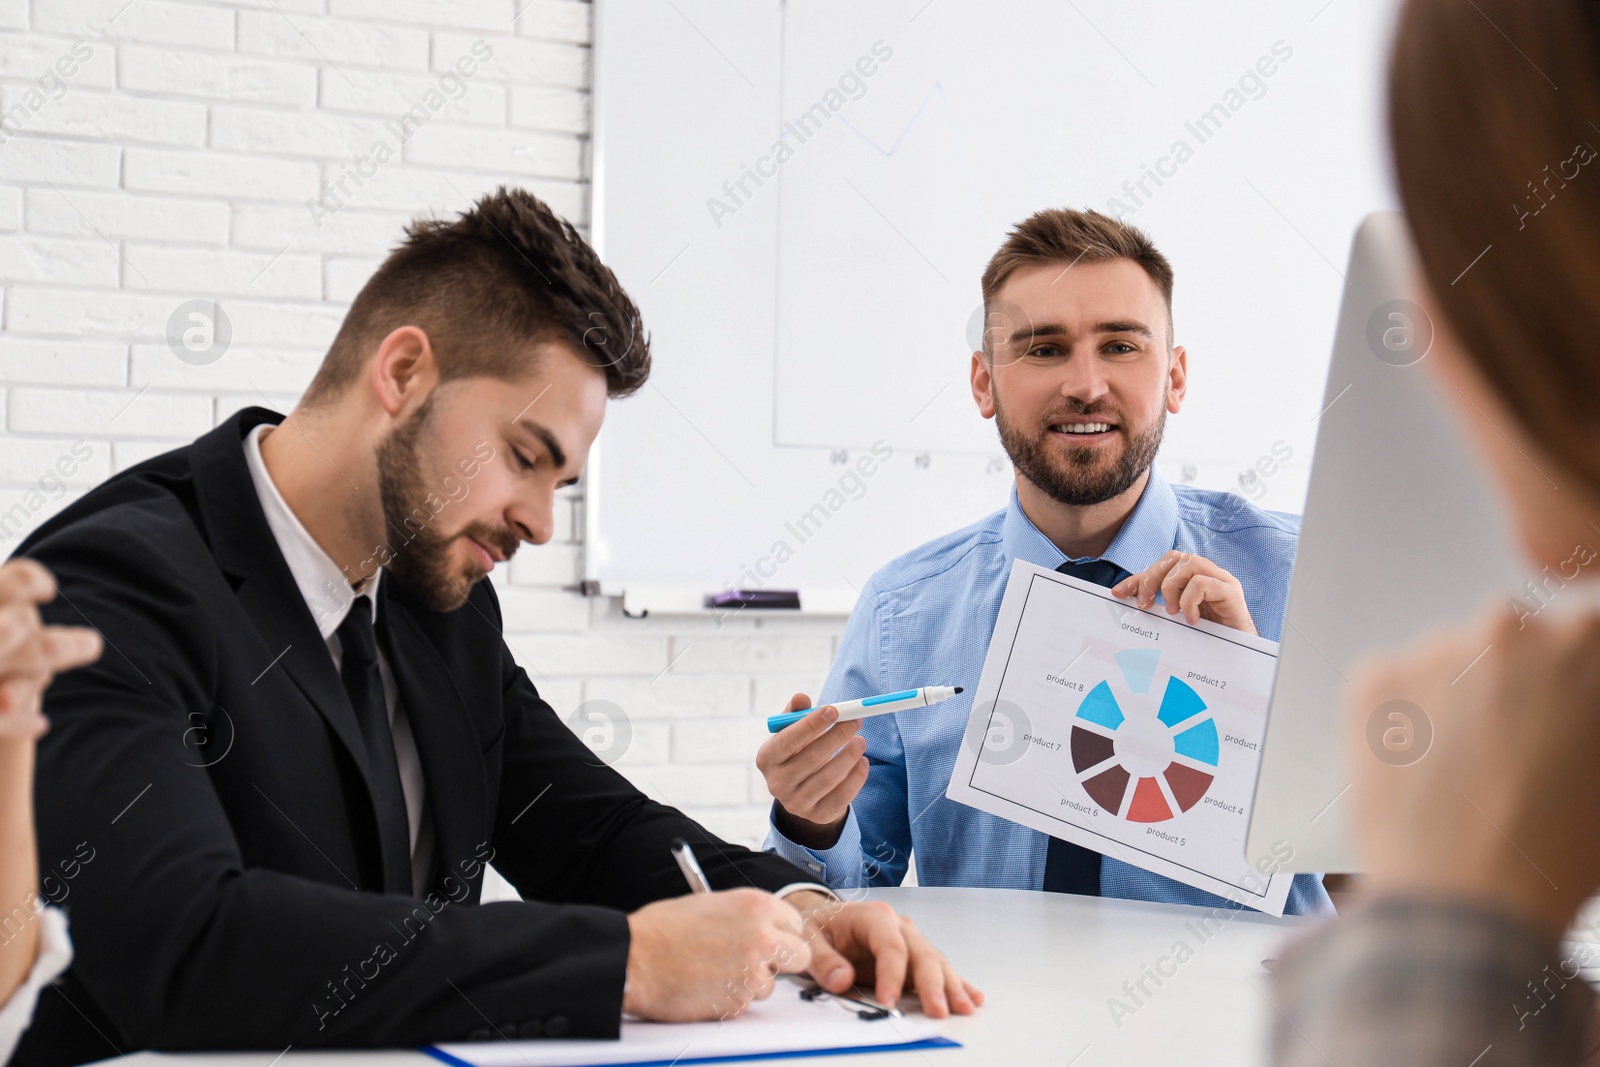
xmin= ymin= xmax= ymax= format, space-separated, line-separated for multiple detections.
xmin=423 ymin=1035 xmax=962 ymax=1067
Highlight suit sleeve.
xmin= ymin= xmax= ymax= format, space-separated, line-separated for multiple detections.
xmin=25 ymin=528 xmax=669 ymax=1050
xmin=483 ymin=592 xmax=816 ymax=910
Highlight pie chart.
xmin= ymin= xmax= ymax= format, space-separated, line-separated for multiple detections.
xmin=1068 ymin=648 xmax=1219 ymax=823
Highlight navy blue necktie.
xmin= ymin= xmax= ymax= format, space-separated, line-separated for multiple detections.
xmin=1042 ymin=558 xmax=1129 ymax=896
xmin=337 ymin=597 xmax=414 ymax=895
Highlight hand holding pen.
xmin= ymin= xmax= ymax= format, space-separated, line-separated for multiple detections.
xmin=641 ymin=837 xmax=982 ymax=1021
xmin=757 ymin=686 xmax=963 ymax=851
xmin=621 ymin=865 xmax=815 ymax=1022
xmin=671 ymin=839 xmax=904 ymax=1020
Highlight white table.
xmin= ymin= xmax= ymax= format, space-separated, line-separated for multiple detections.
xmin=93 ymin=887 xmax=1308 ymax=1067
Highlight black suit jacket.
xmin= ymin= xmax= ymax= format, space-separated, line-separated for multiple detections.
xmin=11 ymin=408 xmax=811 ymax=1066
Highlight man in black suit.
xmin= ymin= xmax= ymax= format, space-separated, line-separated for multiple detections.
xmin=11 ymin=187 xmax=981 ymax=1066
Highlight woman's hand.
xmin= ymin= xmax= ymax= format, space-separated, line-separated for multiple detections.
xmin=1349 ymin=605 xmax=1600 ymax=936
xmin=0 ymin=559 xmax=100 ymax=742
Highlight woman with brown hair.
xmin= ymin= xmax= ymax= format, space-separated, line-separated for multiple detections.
xmin=0 ymin=559 xmax=99 ymax=1064
xmin=1270 ymin=0 xmax=1600 ymax=1063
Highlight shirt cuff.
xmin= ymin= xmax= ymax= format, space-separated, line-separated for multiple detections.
xmin=763 ymin=802 xmax=864 ymax=885
xmin=0 ymin=906 xmax=74 ymax=1063
xmin=773 ymin=883 xmax=839 ymax=902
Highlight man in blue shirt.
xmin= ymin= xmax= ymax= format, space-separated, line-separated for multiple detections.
xmin=757 ymin=208 xmax=1330 ymax=915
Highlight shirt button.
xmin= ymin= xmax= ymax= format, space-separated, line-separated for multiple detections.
xmin=807 ymin=861 xmax=823 ymax=874
xmin=517 ymin=1020 xmax=542 ymax=1039
xmin=543 ymin=1015 xmax=569 ymax=1036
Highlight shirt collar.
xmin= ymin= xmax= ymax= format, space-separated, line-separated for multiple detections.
xmin=1000 ymin=464 xmax=1180 ymax=575
xmin=243 ymin=422 xmax=379 ymax=640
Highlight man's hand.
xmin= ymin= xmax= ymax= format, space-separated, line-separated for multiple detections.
xmin=1112 ymin=551 xmax=1257 ymax=635
xmin=785 ymin=891 xmax=983 ymax=1019
xmin=623 ymin=889 xmax=813 ymax=1022
xmin=756 ymin=695 xmax=868 ymax=850
xmin=0 ymin=558 xmax=101 ymax=742
xmin=1350 ymin=608 xmax=1600 ymax=938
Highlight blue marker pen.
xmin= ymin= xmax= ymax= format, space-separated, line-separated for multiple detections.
xmin=767 ymin=686 xmax=964 ymax=733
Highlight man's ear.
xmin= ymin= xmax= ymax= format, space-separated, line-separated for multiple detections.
xmin=971 ymin=350 xmax=997 ymax=419
xmin=1166 ymin=344 xmax=1188 ymax=414
xmin=370 ymin=326 xmax=439 ymax=418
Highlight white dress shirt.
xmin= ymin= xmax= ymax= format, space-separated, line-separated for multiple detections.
xmin=0 ymin=905 xmax=72 ymax=1063
xmin=243 ymin=423 xmax=434 ymax=896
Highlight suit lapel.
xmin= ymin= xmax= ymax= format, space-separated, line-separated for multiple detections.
xmin=190 ymin=408 xmax=388 ymax=860
xmin=232 ymin=571 xmax=371 ymax=785
xmin=380 ymin=588 xmax=487 ymax=895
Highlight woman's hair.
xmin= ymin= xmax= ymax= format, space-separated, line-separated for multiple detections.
xmin=1389 ymin=0 xmax=1600 ymax=497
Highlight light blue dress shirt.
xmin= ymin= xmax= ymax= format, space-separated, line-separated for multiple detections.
xmin=765 ymin=466 xmax=1333 ymax=916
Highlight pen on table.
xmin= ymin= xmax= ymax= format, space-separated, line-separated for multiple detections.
xmin=766 ymin=685 xmax=963 ymax=733
xmin=668 ymin=837 xmax=902 ymax=1020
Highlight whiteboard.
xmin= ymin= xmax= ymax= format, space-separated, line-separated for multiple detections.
xmin=589 ymin=0 xmax=1401 ymax=612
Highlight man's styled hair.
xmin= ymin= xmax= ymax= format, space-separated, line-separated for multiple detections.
xmin=979 ymin=208 xmax=1175 ymax=352
xmin=303 ymin=186 xmax=650 ymax=405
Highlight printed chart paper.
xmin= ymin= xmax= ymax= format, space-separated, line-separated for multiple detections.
xmin=946 ymin=560 xmax=1295 ymax=915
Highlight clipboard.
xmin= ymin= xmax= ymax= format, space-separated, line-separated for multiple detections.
xmin=424 ymin=981 xmax=959 ymax=1067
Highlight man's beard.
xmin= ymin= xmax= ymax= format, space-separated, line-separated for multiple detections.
xmin=375 ymin=398 xmax=520 ymax=613
xmin=994 ymin=391 xmax=1166 ymax=508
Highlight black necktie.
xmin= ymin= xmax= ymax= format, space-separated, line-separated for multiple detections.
xmin=1042 ymin=558 xmax=1130 ymax=896
xmin=337 ymin=596 xmax=413 ymax=895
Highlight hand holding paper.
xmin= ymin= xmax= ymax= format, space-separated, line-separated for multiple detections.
xmin=1112 ymin=550 xmax=1259 ymax=635
xmin=948 ymin=559 xmax=1295 ymax=914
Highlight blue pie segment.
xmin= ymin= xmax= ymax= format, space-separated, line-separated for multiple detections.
xmin=1156 ymin=676 xmax=1207 ymax=728
xmin=1075 ymin=680 xmax=1124 ymax=731
xmin=1114 ymin=648 xmax=1162 ymax=695
xmin=1172 ymin=718 xmax=1220 ymax=767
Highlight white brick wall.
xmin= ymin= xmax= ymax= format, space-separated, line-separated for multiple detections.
xmin=0 ymin=0 xmax=845 ymax=852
